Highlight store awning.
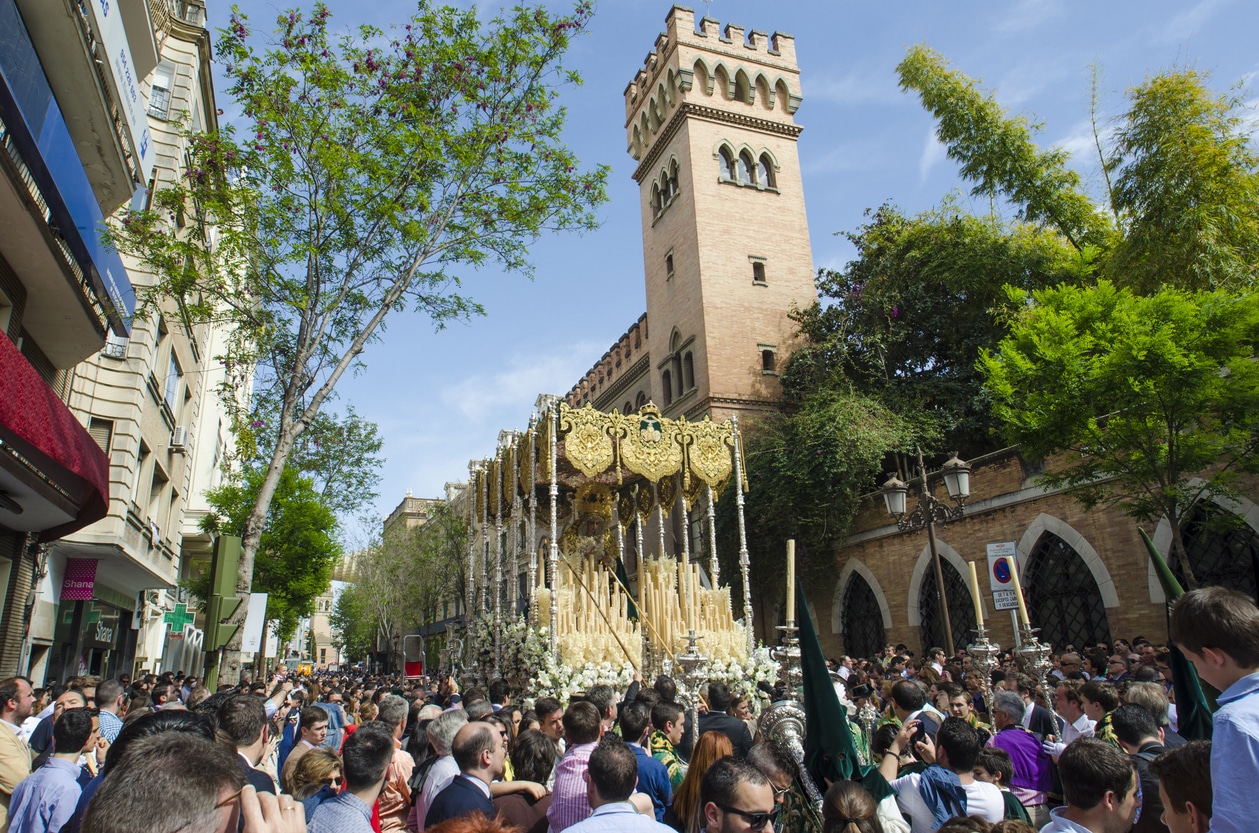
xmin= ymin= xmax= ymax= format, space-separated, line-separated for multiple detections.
xmin=0 ymin=333 xmax=109 ymax=541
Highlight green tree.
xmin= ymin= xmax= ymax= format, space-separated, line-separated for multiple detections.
xmin=980 ymin=280 xmax=1259 ymax=587
xmin=895 ymin=45 xmax=1111 ymax=253
xmin=201 ymin=466 xmax=341 ymax=642
xmin=107 ymin=2 xmax=607 ymax=683
xmin=786 ymin=202 xmax=1085 ymax=454
xmin=718 ymin=387 xmax=920 ymax=634
xmin=330 ymin=583 xmax=375 ymax=663
xmin=1108 ymin=71 xmax=1259 ymax=293
xmin=349 ymin=502 xmax=466 ymax=670
xmin=897 ymin=46 xmax=1259 ymax=294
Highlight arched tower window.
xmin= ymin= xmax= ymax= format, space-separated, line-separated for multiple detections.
xmin=682 ymin=352 xmax=694 ymax=390
xmin=668 ymin=160 xmax=679 ymax=198
xmin=651 ymin=183 xmax=662 ymax=216
xmin=917 ymin=560 xmax=976 ymax=655
xmin=841 ymin=572 xmax=885 ymax=658
xmin=738 ymin=151 xmax=755 ymax=184
xmin=719 ymin=147 xmax=736 ymax=181
xmin=661 ymin=370 xmax=673 ymax=406
xmin=758 ymin=154 xmax=775 ymax=189
xmin=1024 ymin=532 xmax=1112 ymax=650
xmin=635 ymin=392 xmax=647 ymax=410
xmin=1176 ymin=502 xmax=1259 ymax=597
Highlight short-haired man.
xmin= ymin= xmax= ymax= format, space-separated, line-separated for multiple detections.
xmin=217 ymin=695 xmax=277 ymax=795
xmin=619 ymin=702 xmax=672 ymax=822
xmin=373 ymin=694 xmax=414 ymax=832
xmin=888 ymin=680 xmax=943 ymax=744
xmin=547 ymin=701 xmax=603 ymax=832
xmin=696 ymin=682 xmax=753 ymax=757
xmin=879 ymin=716 xmax=1003 ymax=833
xmin=30 ymin=690 xmax=87 ymax=772
xmin=649 ymin=701 xmax=686 ymax=791
xmin=988 ymin=690 xmax=1053 ymax=828
xmin=8 ymin=708 xmax=96 ymax=833
xmin=80 ymin=732 xmax=255 ymax=833
xmin=699 ymin=757 xmax=777 ymax=833
xmin=0 ymin=677 xmax=35 ymax=829
xmin=310 ymin=725 xmax=395 ymax=833
xmin=280 ymin=705 xmax=330 ymax=792
xmin=586 ymin=685 xmax=619 ymax=736
xmin=1171 ymin=586 xmax=1259 ymax=833
xmin=563 ymin=736 xmax=674 ymax=833
xmin=1045 ymin=680 xmax=1095 ymax=759
xmin=921 ymin=647 xmax=948 ymax=686
xmin=1041 ymin=738 xmax=1140 ymax=833
xmin=413 ymin=709 xmax=468 ymax=827
xmin=1112 ymin=704 xmax=1166 ymax=833
xmin=1124 ymin=682 xmax=1186 ymax=750
xmin=1149 ymin=741 xmax=1212 ymax=833
xmin=1012 ymin=674 xmax=1058 ymax=741
xmin=942 ymin=683 xmax=991 ymax=745
xmin=425 ymin=722 xmax=505 ymax=827
xmin=1080 ymin=681 xmax=1121 ymax=748
xmin=93 ymin=681 xmax=124 ymax=745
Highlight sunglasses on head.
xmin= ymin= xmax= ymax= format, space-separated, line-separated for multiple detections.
xmin=716 ymin=803 xmax=781 ymax=830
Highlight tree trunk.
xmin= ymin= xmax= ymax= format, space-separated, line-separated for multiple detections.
xmin=219 ymin=426 xmax=303 ymax=685
xmin=1168 ymin=513 xmax=1200 ymax=590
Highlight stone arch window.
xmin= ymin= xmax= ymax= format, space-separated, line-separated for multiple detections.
xmin=738 ymin=151 xmax=755 ymax=184
xmin=668 ymin=159 xmax=679 ymax=197
xmin=757 ymin=154 xmax=775 ymax=189
xmin=635 ymin=391 xmax=647 ymax=410
xmin=623 ymin=401 xmax=632 ymax=415
xmin=841 ymin=572 xmax=885 ymax=658
xmin=661 ymin=370 xmax=673 ymax=406
xmin=651 ymin=182 xmax=662 ymax=216
xmin=719 ymin=146 xmax=737 ymax=181
xmin=682 ymin=352 xmax=694 ymax=390
xmin=665 ymin=250 xmax=675 ymax=279
xmin=1024 ymin=532 xmax=1112 ymax=650
xmin=1176 ymin=502 xmax=1259 ymax=598
xmin=917 ymin=560 xmax=976 ymax=655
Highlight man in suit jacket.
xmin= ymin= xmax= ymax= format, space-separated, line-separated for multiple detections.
xmin=1012 ymin=674 xmax=1059 ymax=741
xmin=217 ymin=694 xmax=276 ymax=795
xmin=425 ymin=721 xmax=506 ymax=828
xmin=0 ymin=676 xmax=35 ymax=832
xmin=696 ymin=683 xmax=753 ymax=758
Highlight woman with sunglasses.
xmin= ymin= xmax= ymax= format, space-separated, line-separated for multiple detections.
xmin=288 ymin=747 xmax=344 ymax=818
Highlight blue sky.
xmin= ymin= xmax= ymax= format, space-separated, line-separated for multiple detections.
xmin=207 ymin=0 xmax=1259 ymax=535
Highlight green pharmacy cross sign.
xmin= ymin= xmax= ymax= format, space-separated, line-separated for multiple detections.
xmin=163 ymin=604 xmax=194 ymax=632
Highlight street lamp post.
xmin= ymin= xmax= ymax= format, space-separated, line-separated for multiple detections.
xmin=881 ymin=448 xmax=972 ymax=656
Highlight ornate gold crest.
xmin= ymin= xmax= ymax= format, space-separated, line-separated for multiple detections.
xmin=560 ymin=402 xmax=615 ymax=478
xmin=685 ymin=416 xmax=735 ymax=488
xmin=657 ymin=474 xmax=677 ymax=518
xmin=619 ymin=404 xmax=684 ymax=482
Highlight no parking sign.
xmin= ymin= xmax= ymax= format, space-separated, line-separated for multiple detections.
xmin=986 ymin=542 xmax=1021 ymax=611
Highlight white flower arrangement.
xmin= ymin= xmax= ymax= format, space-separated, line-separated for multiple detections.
xmin=529 ymin=653 xmax=637 ymax=700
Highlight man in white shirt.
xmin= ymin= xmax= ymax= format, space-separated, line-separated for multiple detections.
xmin=1044 ymin=680 xmax=1096 ymax=759
xmin=878 ymin=716 xmax=1004 ymax=833
xmin=411 ymin=708 xmax=467 ymax=829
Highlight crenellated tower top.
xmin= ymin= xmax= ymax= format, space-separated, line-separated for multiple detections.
xmin=623 ymin=5 xmax=802 ymax=177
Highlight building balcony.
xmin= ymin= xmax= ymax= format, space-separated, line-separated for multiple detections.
xmin=12 ymin=0 xmax=158 ymax=213
xmin=0 ymin=0 xmax=137 ymax=364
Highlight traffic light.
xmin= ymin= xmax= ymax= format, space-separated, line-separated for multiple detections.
xmin=205 ymin=535 xmax=242 ymax=651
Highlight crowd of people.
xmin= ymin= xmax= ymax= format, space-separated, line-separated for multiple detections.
xmin=0 ymin=584 xmax=1252 ymax=833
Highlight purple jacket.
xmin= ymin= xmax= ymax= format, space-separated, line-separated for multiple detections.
xmin=991 ymin=726 xmax=1053 ymax=795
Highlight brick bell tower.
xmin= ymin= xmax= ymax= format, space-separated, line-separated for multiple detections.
xmin=626 ymin=5 xmax=817 ymax=421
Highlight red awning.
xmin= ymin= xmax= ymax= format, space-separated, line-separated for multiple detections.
xmin=0 ymin=333 xmax=109 ymax=541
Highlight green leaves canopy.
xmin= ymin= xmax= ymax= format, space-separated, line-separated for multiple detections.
xmin=980 ymin=281 xmax=1259 ymax=584
xmin=200 ymin=466 xmax=341 ymax=642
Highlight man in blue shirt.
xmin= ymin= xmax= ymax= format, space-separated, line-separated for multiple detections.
xmin=7 ymin=708 xmax=95 ymax=833
xmin=1170 ymin=585 xmax=1259 ymax=833
xmin=309 ymin=725 xmax=394 ymax=833
xmin=619 ymin=702 xmax=672 ymax=822
xmin=564 ymin=735 xmax=674 ymax=833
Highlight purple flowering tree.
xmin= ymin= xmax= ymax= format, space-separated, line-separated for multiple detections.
xmin=107 ymin=1 xmax=607 ymax=684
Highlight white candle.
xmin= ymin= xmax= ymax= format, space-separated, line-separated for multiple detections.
xmin=969 ymin=560 xmax=985 ymax=628
xmin=786 ymin=539 xmax=796 ymax=624
xmin=1008 ymin=556 xmax=1030 ymax=627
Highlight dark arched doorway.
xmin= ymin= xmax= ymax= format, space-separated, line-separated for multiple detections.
xmin=918 ymin=558 xmax=976 ymax=655
xmin=840 ymin=571 xmax=885 ymax=659
xmin=1023 ymin=531 xmax=1111 ymax=651
xmin=1176 ymin=502 xmax=1259 ymax=599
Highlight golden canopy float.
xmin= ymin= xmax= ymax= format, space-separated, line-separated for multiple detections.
xmin=463 ymin=398 xmax=755 ymax=676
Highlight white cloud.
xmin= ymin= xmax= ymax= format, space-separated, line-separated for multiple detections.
xmin=1156 ymin=0 xmax=1230 ymax=43
xmin=1053 ymin=119 xmax=1114 ymax=165
xmin=438 ymin=342 xmax=603 ymax=424
xmin=808 ymin=68 xmax=901 ymax=106
xmin=804 ymin=142 xmax=885 ymax=174
xmin=919 ymin=130 xmax=947 ymax=181
xmin=991 ymin=0 xmax=1065 ymax=35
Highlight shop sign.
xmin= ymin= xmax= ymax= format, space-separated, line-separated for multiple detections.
xmin=61 ymin=559 xmax=97 ymax=601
